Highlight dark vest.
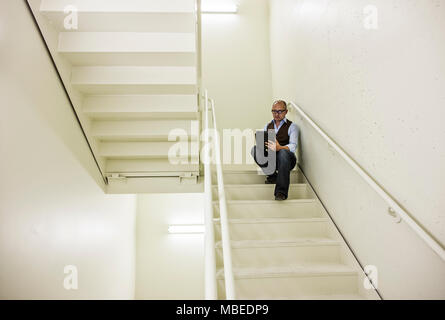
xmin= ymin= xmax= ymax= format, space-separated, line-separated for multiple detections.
xmin=267 ymin=119 xmax=292 ymax=146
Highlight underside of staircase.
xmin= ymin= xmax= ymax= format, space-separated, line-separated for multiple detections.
xmin=212 ymin=168 xmax=380 ymax=300
xmin=29 ymin=0 xmax=201 ymax=192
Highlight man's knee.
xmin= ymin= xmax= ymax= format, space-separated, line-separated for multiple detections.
xmin=277 ymin=149 xmax=291 ymax=160
xmin=277 ymin=149 xmax=294 ymax=168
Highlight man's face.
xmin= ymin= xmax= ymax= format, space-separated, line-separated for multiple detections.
xmin=272 ymin=103 xmax=287 ymax=122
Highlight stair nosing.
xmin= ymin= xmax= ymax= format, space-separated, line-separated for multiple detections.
xmin=215 ymin=238 xmax=341 ymax=249
xmin=215 ymin=183 xmax=307 ymax=188
xmin=213 ymin=217 xmax=328 ymax=224
xmin=216 ymin=265 xmax=358 ymax=280
xmin=213 ymin=199 xmax=317 ymax=205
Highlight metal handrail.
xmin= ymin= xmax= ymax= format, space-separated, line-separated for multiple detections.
xmin=210 ymin=98 xmax=236 ymax=300
xmin=289 ymin=101 xmax=445 ymax=261
xmin=202 ymin=90 xmax=236 ymax=300
xmin=196 ymin=0 xmax=202 ymax=86
xmin=203 ymin=91 xmax=217 ymax=299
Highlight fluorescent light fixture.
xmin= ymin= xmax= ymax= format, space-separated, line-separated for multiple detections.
xmin=202 ymin=3 xmax=238 ymax=14
xmin=168 ymin=225 xmax=205 ymax=234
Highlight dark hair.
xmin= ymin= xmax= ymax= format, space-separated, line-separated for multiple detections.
xmin=273 ymin=100 xmax=287 ymax=110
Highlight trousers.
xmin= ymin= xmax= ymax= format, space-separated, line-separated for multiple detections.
xmin=251 ymin=146 xmax=297 ymax=198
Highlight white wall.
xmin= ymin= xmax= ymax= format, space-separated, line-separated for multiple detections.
xmin=269 ymin=0 xmax=445 ymax=299
xmin=0 ymin=0 xmax=136 ymax=299
xmin=135 ymin=194 xmax=205 ymax=300
xmin=202 ymin=0 xmax=273 ymax=132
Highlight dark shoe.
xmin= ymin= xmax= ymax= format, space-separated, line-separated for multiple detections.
xmin=275 ymin=193 xmax=287 ymax=201
xmin=265 ymin=174 xmax=277 ymax=184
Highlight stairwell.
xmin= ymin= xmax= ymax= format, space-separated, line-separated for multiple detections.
xmin=27 ymin=0 xmax=382 ymax=300
xmin=212 ymin=168 xmax=380 ymax=300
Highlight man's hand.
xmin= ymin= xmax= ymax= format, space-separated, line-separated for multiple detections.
xmin=266 ymin=139 xmax=281 ymax=151
xmin=266 ymin=140 xmax=289 ymax=152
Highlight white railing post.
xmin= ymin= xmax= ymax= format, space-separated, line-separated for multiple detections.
xmin=203 ymin=90 xmax=218 ymax=299
xmin=289 ymin=101 xmax=445 ymax=261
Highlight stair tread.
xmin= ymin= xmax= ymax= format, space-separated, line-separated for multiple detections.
xmin=73 ymin=84 xmax=197 ymax=95
xmin=91 ymin=119 xmax=197 ymax=139
xmin=58 ymin=32 xmax=196 ymax=53
xmin=213 ymin=217 xmax=328 ymax=224
xmin=216 ymin=263 xmax=357 ymax=279
xmin=213 ymin=199 xmax=316 ymax=205
xmin=215 ymin=238 xmax=340 ymax=248
xmin=85 ymin=108 xmax=198 ymax=113
xmin=217 ymin=183 xmax=307 ymax=188
xmin=219 ymin=164 xmax=301 ymax=172
xmin=99 ymin=141 xmax=199 ymax=158
xmin=83 ymin=95 xmax=198 ymax=117
xmin=71 ymin=66 xmax=197 ymax=85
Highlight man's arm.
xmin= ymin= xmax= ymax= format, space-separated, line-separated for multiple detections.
xmin=285 ymin=124 xmax=299 ymax=153
xmin=275 ymin=141 xmax=289 ymax=151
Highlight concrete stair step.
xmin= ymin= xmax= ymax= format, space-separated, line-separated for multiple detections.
xmin=212 ymin=170 xmax=305 ymax=185
xmin=83 ymin=94 xmax=198 ymax=120
xmin=216 ymin=238 xmax=341 ymax=249
xmin=71 ymin=66 xmax=197 ymax=85
xmin=212 ymin=184 xmax=315 ymax=201
xmin=62 ymin=52 xmax=196 ymax=67
xmin=58 ymin=32 xmax=196 ymax=53
xmin=213 ymin=199 xmax=324 ymax=219
xmin=217 ymin=264 xmax=360 ymax=299
xmin=83 ymin=95 xmax=198 ymax=120
xmin=71 ymin=66 xmax=196 ymax=94
xmin=99 ymin=141 xmax=199 ymax=160
xmin=42 ymin=12 xmax=195 ymax=33
xmin=91 ymin=119 xmax=199 ymax=141
xmin=215 ymin=238 xmax=343 ymax=268
xmin=85 ymin=109 xmax=199 ymax=120
xmin=73 ymin=84 xmax=197 ymax=95
xmin=217 ymin=264 xmax=357 ymax=279
xmin=213 ymin=217 xmax=329 ymax=241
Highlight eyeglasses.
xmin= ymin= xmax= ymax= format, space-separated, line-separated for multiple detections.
xmin=271 ymin=109 xmax=286 ymax=114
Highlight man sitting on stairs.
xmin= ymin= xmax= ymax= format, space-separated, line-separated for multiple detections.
xmin=251 ymin=100 xmax=299 ymax=201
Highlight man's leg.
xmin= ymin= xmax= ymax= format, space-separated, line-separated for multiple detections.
xmin=275 ymin=149 xmax=297 ymax=198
